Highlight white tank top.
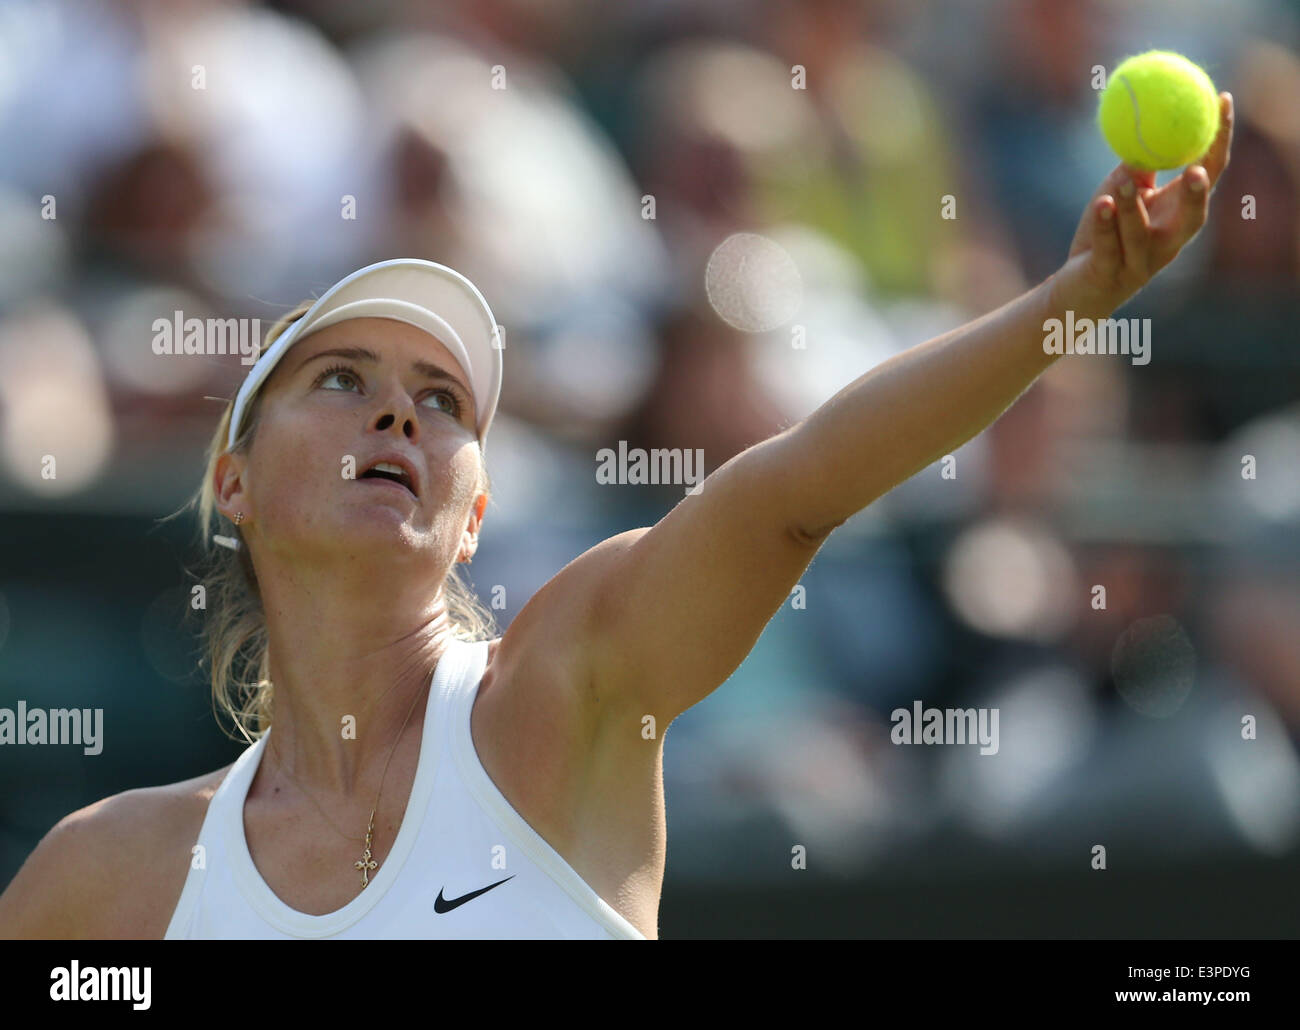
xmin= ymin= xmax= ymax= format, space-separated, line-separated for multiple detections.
xmin=164 ymin=637 xmax=646 ymax=939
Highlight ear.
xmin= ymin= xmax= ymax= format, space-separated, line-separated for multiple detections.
xmin=459 ymin=490 xmax=488 ymax=563
xmin=214 ymin=449 xmax=252 ymax=525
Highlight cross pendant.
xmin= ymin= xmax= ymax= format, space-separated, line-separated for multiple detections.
xmin=354 ymin=821 xmax=378 ymax=889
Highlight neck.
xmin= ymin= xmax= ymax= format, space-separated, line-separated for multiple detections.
xmin=255 ymin=559 xmax=460 ymax=799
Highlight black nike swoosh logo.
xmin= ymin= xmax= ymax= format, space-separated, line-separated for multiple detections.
xmin=435 ymin=875 xmax=515 ymax=913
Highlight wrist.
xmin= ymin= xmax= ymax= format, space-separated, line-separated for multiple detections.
xmin=1045 ymin=256 xmax=1120 ymax=324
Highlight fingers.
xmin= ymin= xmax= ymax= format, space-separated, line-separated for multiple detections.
xmin=1201 ymin=92 xmax=1234 ymax=189
xmin=1091 ymin=163 xmax=1153 ymax=208
xmin=1163 ymin=163 xmax=1210 ymax=253
xmin=1124 ymin=166 xmax=1158 ymax=192
xmin=1090 ymin=195 xmax=1123 ymax=276
xmin=1113 ymin=177 xmax=1151 ymax=277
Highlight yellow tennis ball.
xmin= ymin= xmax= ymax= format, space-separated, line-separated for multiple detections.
xmin=1098 ymin=51 xmax=1220 ymax=171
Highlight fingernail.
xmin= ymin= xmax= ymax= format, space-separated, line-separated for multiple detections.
xmin=1189 ymin=172 xmax=1206 ymax=192
xmin=1100 ymin=203 xmax=1114 ymax=221
xmin=1119 ymin=180 xmax=1135 ymax=199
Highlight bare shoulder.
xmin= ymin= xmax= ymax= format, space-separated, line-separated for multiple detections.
xmin=479 ymin=533 xmax=667 ymax=938
xmin=480 ymin=525 xmax=667 ymax=801
xmin=500 ymin=528 xmax=651 ymax=640
xmin=488 ymin=528 xmax=653 ymax=720
xmin=0 ymin=764 xmax=234 ymax=939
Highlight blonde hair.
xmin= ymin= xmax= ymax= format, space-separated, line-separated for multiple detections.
xmin=172 ymin=301 xmax=499 ymax=745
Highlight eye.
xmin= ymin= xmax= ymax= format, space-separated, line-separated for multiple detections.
xmin=421 ymin=389 xmax=464 ymax=418
xmin=315 ymin=364 xmax=362 ymax=391
xmin=312 ymin=362 xmax=469 ymax=421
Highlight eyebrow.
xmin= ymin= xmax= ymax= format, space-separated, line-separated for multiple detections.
xmin=294 ymin=346 xmax=470 ymax=396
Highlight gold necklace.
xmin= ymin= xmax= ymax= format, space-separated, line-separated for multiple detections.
xmin=268 ymin=677 xmax=427 ymax=891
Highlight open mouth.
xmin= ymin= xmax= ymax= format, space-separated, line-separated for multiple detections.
xmin=359 ymin=462 xmax=416 ymax=498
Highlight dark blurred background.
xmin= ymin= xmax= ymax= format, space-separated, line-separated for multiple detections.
xmin=2 ymin=0 xmax=1299 ymax=937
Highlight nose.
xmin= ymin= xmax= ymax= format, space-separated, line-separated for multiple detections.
xmin=374 ymin=410 xmax=414 ymax=438
xmin=370 ymin=379 xmax=419 ymax=440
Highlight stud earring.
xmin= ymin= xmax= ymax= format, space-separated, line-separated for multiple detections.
xmin=235 ymin=512 xmax=244 ymax=526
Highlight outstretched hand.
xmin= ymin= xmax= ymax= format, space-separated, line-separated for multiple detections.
xmin=1051 ymin=91 xmax=1234 ymax=319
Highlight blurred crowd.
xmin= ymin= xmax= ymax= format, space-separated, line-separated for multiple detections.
xmin=2 ymin=0 xmax=1300 ymax=885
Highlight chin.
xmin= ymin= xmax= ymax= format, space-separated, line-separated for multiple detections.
xmin=310 ymin=501 xmax=422 ymax=549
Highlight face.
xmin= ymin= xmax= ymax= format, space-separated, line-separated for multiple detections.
xmin=215 ymin=317 xmax=487 ymax=575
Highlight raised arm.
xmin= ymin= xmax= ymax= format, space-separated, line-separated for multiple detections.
xmin=567 ymin=95 xmax=1234 ymax=725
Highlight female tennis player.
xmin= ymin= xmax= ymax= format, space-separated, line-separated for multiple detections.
xmin=0 ymin=96 xmax=1232 ymax=940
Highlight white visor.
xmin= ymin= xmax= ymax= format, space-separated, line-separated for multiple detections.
xmin=227 ymin=258 xmax=503 ymax=450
